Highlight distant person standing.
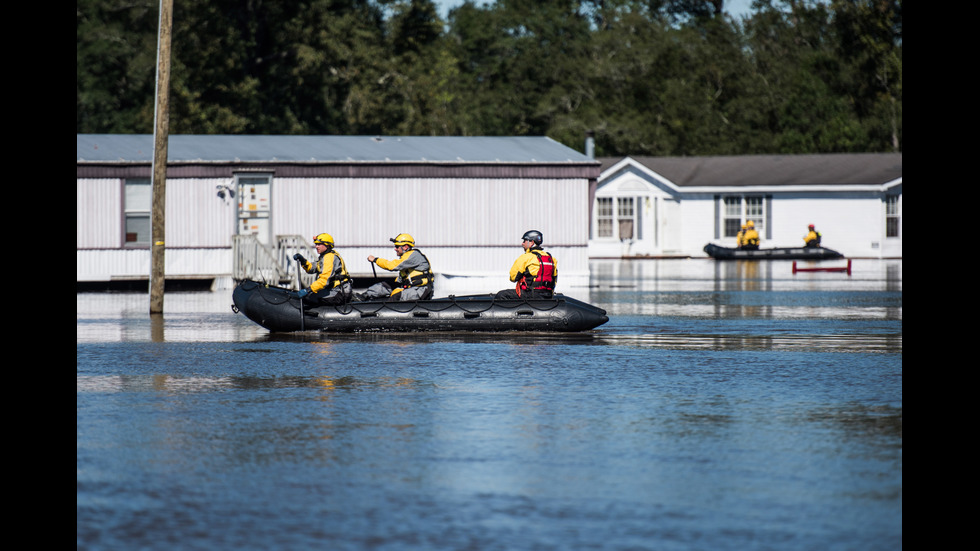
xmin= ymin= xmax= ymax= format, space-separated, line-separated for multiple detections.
xmin=741 ymin=220 xmax=760 ymax=250
xmin=803 ymin=224 xmax=822 ymax=248
xmin=495 ymin=230 xmax=558 ymax=300
xmin=291 ymin=233 xmax=353 ymax=306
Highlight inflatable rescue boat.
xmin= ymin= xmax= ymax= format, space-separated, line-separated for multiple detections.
xmin=703 ymin=243 xmax=844 ymax=260
xmin=232 ymin=279 xmax=609 ymax=333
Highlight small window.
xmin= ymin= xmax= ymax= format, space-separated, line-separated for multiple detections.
xmin=745 ymin=196 xmax=764 ymax=230
xmin=723 ymin=197 xmax=741 ymax=237
xmin=617 ymin=197 xmax=635 ymax=240
xmin=723 ymin=195 xmax=765 ymax=237
xmin=124 ymin=178 xmax=151 ymax=246
xmin=885 ymin=195 xmax=900 ymax=237
xmin=596 ymin=197 xmax=613 ymax=238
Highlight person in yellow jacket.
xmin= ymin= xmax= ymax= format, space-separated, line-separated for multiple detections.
xmin=741 ymin=220 xmax=760 ymax=250
xmin=361 ymin=233 xmax=434 ymax=301
xmin=803 ymin=224 xmax=822 ymax=248
xmin=495 ymin=230 xmax=558 ymax=300
xmin=291 ymin=233 xmax=353 ymax=305
xmin=736 ymin=224 xmax=747 ymax=249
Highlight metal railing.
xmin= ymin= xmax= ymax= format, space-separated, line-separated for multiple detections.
xmin=233 ymin=234 xmax=315 ymax=289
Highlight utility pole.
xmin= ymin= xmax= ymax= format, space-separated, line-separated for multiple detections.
xmin=150 ymin=0 xmax=173 ymax=314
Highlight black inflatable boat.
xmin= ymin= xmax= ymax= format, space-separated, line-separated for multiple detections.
xmin=703 ymin=243 xmax=844 ymax=261
xmin=232 ymin=280 xmax=609 ymax=333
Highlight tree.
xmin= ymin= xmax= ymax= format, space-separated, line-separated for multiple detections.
xmin=77 ymin=0 xmax=159 ymax=133
xmin=77 ymin=0 xmax=901 ymax=154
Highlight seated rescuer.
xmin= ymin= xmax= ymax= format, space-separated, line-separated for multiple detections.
xmin=736 ymin=223 xmax=747 ymax=249
xmin=741 ymin=220 xmax=760 ymax=250
xmin=495 ymin=230 xmax=558 ymax=300
xmin=361 ymin=233 xmax=434 ymax=301
xmin=291 ymin=233 xmax=353 ymax=306
xmin=803 ymin=224 xmax=822 ymax=248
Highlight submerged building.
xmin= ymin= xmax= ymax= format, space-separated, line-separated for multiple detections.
xmin=76 ymin=134 xmax=600 ymax=292
xmin=77 ymin=134 xmax=902 ymax=292
xmin=589 ymin=154 xmax=902 ymax=259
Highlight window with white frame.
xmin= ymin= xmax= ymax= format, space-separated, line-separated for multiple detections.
xmin=618 ymin=197 xmax=635 ymax=240
xmin=723 ymin=195 xmax=765 ymax=237
xmin=124 ymin=178 xmax=151 ymax=246
xmin=596 ymin=197 xmax=613 ymax=237
xmin=723 ymin=196 xmax=742 ymax=237
xmin=745 ymin=196 xmax=764 ymax=229
xmin=885 ymin=195 xmax=900 ymax=237
xmin=595 ymin=196 xmax=638 ymax=240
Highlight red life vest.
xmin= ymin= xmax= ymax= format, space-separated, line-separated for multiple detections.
xmin=517 ymin=250 xmax=556 ymax=295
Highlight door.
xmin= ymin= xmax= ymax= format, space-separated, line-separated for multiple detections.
xmin=236 ymin=174 xmax=272 ymax=244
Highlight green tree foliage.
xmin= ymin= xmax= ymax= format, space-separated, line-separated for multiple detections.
xmin=77 ymin=0 xmax=159 ymax=133
xmin=76 ymin=0 xmax=901 ymax=154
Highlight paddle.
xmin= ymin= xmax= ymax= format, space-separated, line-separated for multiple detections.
xmin=295 ymin=257 xmax=305 ymax=331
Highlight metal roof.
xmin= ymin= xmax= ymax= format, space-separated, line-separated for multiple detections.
xmin=77 ymin=134 xmax=596 ymax=164
xmin=600 ymin=153 xmax=902 ymax=187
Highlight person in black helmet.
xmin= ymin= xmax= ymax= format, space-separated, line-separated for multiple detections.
xmin=495 ymin=230 xmax=558 ymax=300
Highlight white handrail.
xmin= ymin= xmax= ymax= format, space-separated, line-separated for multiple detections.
xmin=233 ymin=234 xmax=314 ymax=289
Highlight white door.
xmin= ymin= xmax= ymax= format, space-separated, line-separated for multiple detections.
xmin=236 ymin=175 xmax=272 ymax=244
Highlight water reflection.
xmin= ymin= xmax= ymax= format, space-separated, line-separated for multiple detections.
xmin=596 ymin=332 xmax=902 ymax=353
xmin=77 ymin=261 xmax=902 ymax=551
xmin=587 ymin=258 xmax=901 ymax=320
xmin=77 ymin=259 xmax=902 ymax=343
xmin=76 ymin=372 xmax=434 ymax=395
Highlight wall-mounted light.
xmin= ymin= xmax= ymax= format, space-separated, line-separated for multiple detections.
xmin=216 ymin=184 xmax=236 ymax=202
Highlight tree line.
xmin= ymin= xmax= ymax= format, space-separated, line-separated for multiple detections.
xmin=76 ymin=0 xmax=902 ymax=157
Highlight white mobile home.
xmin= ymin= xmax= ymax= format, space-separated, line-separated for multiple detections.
xmin=588 ymin=154 xmax=902 ymax=259
xmin=77 ymin=134 xmax=600 ymax=292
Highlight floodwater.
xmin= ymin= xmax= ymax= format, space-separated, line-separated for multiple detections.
xmin=77 ymin=259 xmax=902 ymax=551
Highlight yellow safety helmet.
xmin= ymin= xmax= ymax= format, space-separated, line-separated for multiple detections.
xmin=390 ymin=233 xmax=415 ymax=247
xmin=745 ymin=220 xmax=755 ymax=228
xmin=313 ymin=233 xmax=334 ymax=247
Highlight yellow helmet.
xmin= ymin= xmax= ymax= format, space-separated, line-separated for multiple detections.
xmin=746 ymin=220 xmax=755 ymax=228
xmin=390 ymin=233 xmax=415 ymax=247
xmin=313 ymin=233 xmax=334 ymax=246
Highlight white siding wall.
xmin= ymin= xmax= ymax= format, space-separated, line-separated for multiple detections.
xmin=77 ymin=177 xmax=236 ymax=249
xmin=767 ymin=193 xmax=882 ymax=254
xmin=166 ymin=178 xmax=237 ymax=247
xmin=272 ymin=177 xmax=591 ymax=276
xmin=691 ymin=192 xmax=899 ymax=258
xmin=77 ymin=178 xmax=121 ymax=248
xmin=77 ymin=248 xmax=232 ymax=282
xmin=78 ymin=175 xmax=592 ymax=283
xmin=78 ymin=177 xmax=238 ymax=281
xmin=679 ymin=195 xmax=718 ymax=255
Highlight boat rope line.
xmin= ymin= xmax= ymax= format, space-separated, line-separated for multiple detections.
xmin=242 ymin=280 xmax=566 ymax=316
xmin=245 ymin=280 xmax=293 ymax=306
xmin=447 ymin=296 xmax=495 ymax=314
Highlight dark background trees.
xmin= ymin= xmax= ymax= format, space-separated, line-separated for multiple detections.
xmin=76 ymin=0 xmax=902 ymax=156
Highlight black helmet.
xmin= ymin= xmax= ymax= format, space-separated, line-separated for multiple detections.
xmin=522 ymin=230 xmax=543 ymax=245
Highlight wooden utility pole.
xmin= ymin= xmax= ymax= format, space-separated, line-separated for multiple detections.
xmin=149 ymin=0 xmax=174 ymax=314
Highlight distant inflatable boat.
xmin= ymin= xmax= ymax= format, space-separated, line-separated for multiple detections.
xmin=232 ymin=280 xmax=609 ymax=333
xmin=703 ymin=243 xmax=844 ymax=260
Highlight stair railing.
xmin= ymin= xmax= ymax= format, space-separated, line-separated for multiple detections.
xmin=233 ymin=234 xmax=314 ymax=289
